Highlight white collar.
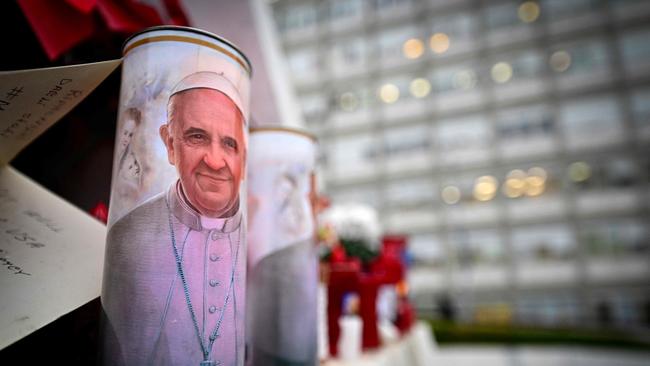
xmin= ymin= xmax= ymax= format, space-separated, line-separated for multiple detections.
xmin=166 ymin=180 xmax=242 ymax=233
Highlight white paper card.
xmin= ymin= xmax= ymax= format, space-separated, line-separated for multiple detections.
xmin=0 ymin=166 xmax=106 ymax=350
xmin=0 ymin=60 xmax=121 ymax=165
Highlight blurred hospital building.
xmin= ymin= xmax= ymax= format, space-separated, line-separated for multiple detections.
xmin=268 ymin=0 xmax=650 ymax=329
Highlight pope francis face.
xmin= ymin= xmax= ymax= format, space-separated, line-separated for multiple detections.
xmin=161 ymin=88 xmax=245 ymax=218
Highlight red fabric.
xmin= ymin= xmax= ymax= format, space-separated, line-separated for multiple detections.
xmin=369 ymin=251 xmax=404 ymax=284
xmin=65 ymin=0 xmax=98 ymax=13
xmin=330 ymin=245 xmax=347 ymax=263
xmin=163 ymin=0 xmax=189 ymax=26
xmin=17 ymin=0 xmax=96 ymax=60
xmin=327 ymin=261 xmax=360 ymax=356
xmin=96 ymin=0 xmax=163 ymax=33
xmin=90 ymin=201 xmax=109 ymax=224
xmin=395 ymin=297 xmax=415 ymax=334
xmin=18 ymin=0 xmax=190 ymax=60
xmin=358 ymin=274 xmax=381 ymax=350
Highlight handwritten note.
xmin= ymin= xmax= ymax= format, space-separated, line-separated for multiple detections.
xmin=0 ymin=60 xmax=120 ymax=165
xmin=0 ymin=166 xmax=106 ymax=350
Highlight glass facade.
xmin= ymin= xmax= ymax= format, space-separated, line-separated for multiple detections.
xmin=271 ymin=0 xmax=650 ymax=329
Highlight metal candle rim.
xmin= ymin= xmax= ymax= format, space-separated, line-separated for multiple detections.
xmin=122 ymin=25 xmax=252 ymax=76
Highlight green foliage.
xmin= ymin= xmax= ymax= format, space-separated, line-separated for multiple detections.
xmin=340 ymin=238 xmax=378 ymax=264
xmin=423 ymin=319 xmax=650 ymax=350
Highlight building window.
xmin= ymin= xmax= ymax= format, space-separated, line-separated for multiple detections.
xmin=496 ymin=104 xmax=556 ymax=159
xmin=382 ymin=124 xmax=432 ymax=172
xmin=485 ymin=1 xmax=521 ymax=30
xmin=449 ymin=229 xmax=504 ymax=265
xmin=620 ymin=28 xmax=650 ymax=76
xmin=278 ymin=4 xmax=318 ymax=36
xmin=630 ymin=87 xmax=650 ymax=139
xmin=385 ymin=178 xmax=436 ymax=206
xmin=409 ymin=234 xmax=446 ymax=266
xmin=560 ymin=95 xmax=624 ymax=151
xmin=552 ymin=39 xmax=610 ymax=82
xmin=375 ymin=25 xmax=420 ymax=66
xmin=328 ymin=134 xmax=379 ymax=180
xmin=436 ymin=115 xmax=492 ymax=166
xmin=331 ymin=185 xmax=380 ymax=208
xmin=542 ymin=0 xmax=601 ymax=20
xmin=511 ymin=224 xmax=576 ymax=261
xmin=329 ymin=36 xmax=366 ymax=75
xmin=299 ymin=92 xmax=328 ymax=121
xmin=286 ymin=47 xmax=320 ymax=82
xmin=429 ymin=11 xmax=478 ymax=56
xmin=329 ymin=0 xmax=363 ymax=22
xmin=582 ymin=219 xmax=648 ymax=256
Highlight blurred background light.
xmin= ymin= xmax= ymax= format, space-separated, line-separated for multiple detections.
xmin=518 ymin=1 xmax=540 ymax=23
xmin=339 ymin=92 xmax=358 ymax=112
xmin=491 ymin=62 xmax=513 ymax=83
xmin=503 ymin=169 xmax=527 ymax=198
xmin=473 ymin=175 xmax=498 ymax=201
xmin=568 ymin=161 xmax=592 ymax=182
xmin=403 ymin=38 xmax=425 ymax=59
xmin=441 ymin=185 xmax=461 ymax=205
xmin=550 ymin=50 xmax=572 ymax=72
xmin=409 ymin=78 xmax=431 ymax=98
xmin=429 ymin=32 xmax=450 ymax=54
xmin=452 ymin=69 xmax=477 ymax=90
xmin=378 ymin=83 xmax=400 ymax=104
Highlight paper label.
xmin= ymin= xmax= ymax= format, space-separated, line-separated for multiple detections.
xmin=0 ymin=60 xmax=120 ymax=164
xmin=0 ymin=166 xmax=106 ymax=349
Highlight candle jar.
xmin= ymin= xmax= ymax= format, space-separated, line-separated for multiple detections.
xmin=101 ymin=26 xmax=251 ymax=366
xmin=246 ymin=126 xmax=318 ymax=366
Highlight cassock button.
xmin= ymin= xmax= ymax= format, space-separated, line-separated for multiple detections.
xmin=210 ymin=254 xmax=220 ymax=262
xmin=209 ymin=305 xmax=217 ymax=314
xmin=209 ymin=279 xmax=219 ymax=287
xmin=211 ymin=232 xmax=220 ymax=241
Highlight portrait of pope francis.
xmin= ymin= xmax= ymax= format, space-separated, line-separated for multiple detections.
xmin=101 ymin=71 xmax=247 ymax=366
